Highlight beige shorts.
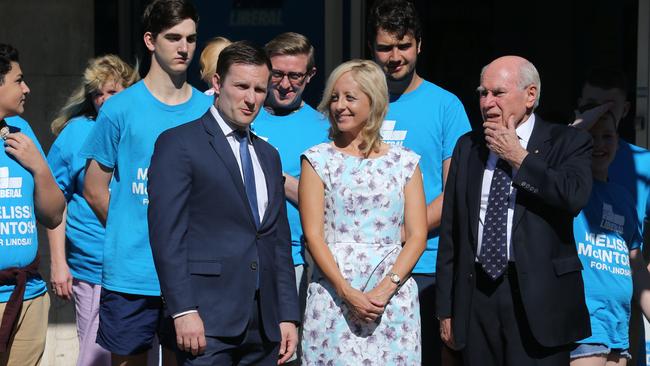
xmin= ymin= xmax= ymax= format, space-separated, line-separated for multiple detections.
xmin=0 ymin=292 xmax=50 ymax=366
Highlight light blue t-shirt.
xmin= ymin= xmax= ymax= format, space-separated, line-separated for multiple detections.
xmin=609 ymin=139 xmax=650 ymax=232
xmin=574 ymin=180 xmax=642 ymax=349
xmin=0 ymin=116 xmax=47 ymax=302
xmin=252 ymin=105 xmax=329 ymax=266
xmin=383 ymin=80 xmax=471 ymax=274
xmin=48 ymin=116 xmax=104 ymax=285
xmin=80 ymin=81 xmax=212 ymax=295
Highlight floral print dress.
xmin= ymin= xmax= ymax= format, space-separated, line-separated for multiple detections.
xmin=301 ymin=143 xmax=421 ymax=366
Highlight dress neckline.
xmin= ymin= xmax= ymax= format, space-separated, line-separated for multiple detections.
xmin=328 ymin=142 xmax=392 ymax=160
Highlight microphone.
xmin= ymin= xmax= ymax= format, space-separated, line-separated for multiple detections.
xmin=0 ymin=120 xmax=8 ymax=140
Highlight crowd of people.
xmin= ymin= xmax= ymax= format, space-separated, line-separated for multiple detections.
xmin=1 ymin=0 xmax=650 ymax=365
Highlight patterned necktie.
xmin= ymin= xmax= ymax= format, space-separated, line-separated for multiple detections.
xmin=234 ymin=129 xmax=260 ymax=228
xmin=479 ymin=158 xmax=512 ymax=280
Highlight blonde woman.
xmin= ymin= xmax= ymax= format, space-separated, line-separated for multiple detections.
xmin=199 ymin=36 xmax=231 ymax=95
xmin=299 ymin=59 xmax=427 ymax=365
xmin=46 ymin=54 xmax=138 ymax=366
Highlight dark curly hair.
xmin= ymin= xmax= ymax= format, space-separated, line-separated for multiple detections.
xmin=0 ymin=44 xmax=19 ymax=86
xmin=366 ymin=0 xmax=422 ymax=45
xmin=142 ymin=0 xmax=199 ymax=38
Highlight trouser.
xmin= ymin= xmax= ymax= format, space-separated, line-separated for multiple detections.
xmin=175 ymin=292 xmax=279 ymax=365
xmin=463 ymin=264 xmax=570 ymax=366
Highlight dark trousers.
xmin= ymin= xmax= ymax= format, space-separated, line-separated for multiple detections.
xmin=463 ymin=263 xmax=570 ymax=366
xmin=176 ymin=293 xmax=279 ymax=366
xmin=413 ymin=274 xmax=462 ymax=366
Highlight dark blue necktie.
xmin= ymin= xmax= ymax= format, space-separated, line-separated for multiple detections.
xmin=234 ymin=129 xmax=260 ymax=228
xmin=478 ymin=159 xmax=512 ymax=280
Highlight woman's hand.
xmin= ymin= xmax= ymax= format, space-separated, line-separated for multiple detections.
xmin=340 ymin=285 xmax=384 ymax=322
xmin=365 ymin=277 xmax=398 ymax=309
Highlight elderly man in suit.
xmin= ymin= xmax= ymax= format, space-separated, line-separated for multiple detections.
xmin=147 ymin=41 xmax=299 ymax=365
xmin=436 ymin=55 xmax=593 ymax=365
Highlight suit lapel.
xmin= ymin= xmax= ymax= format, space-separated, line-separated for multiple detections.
xmin=468 ymin=138 xmax=488 ymax=250
xmin=512 ymin=117 xmax=552 ymax=232
xmin=202 ymin=112 xmax=257 ymax=228
xmin=251 ymin=134 xmax=276 ymax=228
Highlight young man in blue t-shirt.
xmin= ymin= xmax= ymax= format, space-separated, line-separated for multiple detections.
xmin=0 ymin=43 xmax=65 ymax=366
xmin=367 ymin=1 xmax=471 ymax=364
xmin=252 ymin=33 xmax=328 ymax=340
xmin=80 ymin=1 xmax=212 ymax=364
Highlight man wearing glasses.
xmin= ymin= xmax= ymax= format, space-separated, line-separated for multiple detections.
xmin=251 ymin=31 xmax=328 ymax=364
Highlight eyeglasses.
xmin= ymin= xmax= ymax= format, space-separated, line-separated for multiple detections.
xmin=270 ymin=69 xmax=309 ymax=84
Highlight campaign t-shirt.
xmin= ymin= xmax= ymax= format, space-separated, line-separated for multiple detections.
xmin=48 ymin=116 xmax=104 ymax=285
xmin=609 ymin=139 xmax=650 ymax=232
xmin=383 ymin=80 xmax=471 ymax=274
xmin=252 ymin=105 xmax=329 ymax=266
xmin=0 ymin=116 xmax=47 ymax=302
xmin=574 ymin=180 xmax=642 ymax=349
xmin=80 ymin=81 xmax=212 ymax=295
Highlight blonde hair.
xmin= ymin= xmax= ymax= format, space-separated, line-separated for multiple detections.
xmin=318 ymin=59 xmax=388 ymax=157
xmin=199 ymin=36 xmax=231 ymax=86
xmin=51 ymin=55 xmax=139 ymax=136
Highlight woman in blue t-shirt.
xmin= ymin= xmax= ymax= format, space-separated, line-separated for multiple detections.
xmin=46 ymin=55 xmax=138 ymax=366
xmin=571 ymin=111 xmax=650 ymax=366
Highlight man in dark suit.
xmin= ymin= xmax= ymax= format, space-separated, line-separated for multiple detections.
xmin=147 ymin=41 xmax=299 ymax=365
xmin=436 ymin=55 xmax=593 ymax=365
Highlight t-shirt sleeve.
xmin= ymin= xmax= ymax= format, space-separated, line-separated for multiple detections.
xmin=47 ymin=132 xmax=75 ymax=201
xmin=301 ymin=144 xmax=327 ymax=183
xmin=442 ymin=96 xmax=471 ymax=161
xmin=79 ymin=109 xmax=120 ymax=169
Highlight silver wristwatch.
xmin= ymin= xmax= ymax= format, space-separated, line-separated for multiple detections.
xmin=387 ymin=272 xmax=401 ymax=286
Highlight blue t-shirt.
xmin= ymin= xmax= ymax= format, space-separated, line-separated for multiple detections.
xmin=47 ymin=116 xmax=105 ymax=285
xmin=383 ymin=80 xmax=471 ymax=274
xmin=252 ymin=105 xmax=329 ymax=266
xmin=80 ymin=81 xmax=212 ymax=295
xmin=574 ymin=180 xmax=642 ymax=349
xmin=609 ymin=139 xmax=650 ymax=232
xmin=0 ymin=116 xmax=47 ymax=302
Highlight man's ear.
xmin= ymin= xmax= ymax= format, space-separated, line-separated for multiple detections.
xmin=305 ymin=67 xmax=316 ymax=84
xmin=525 ymin=85 xmax=538 ymax=109
xmin=212 ymin=73 xmax=221 ymax=94
xmin=144 ymin=32 xmax=156 ymax=52
xmin=417 ymin=40 xmax=422 ymax=54
xmin=622 ymin=100 xmax=631 ymax=119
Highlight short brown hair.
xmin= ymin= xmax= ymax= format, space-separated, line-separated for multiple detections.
xmin=264 ymin=32 xmax=315 ymax=71
xmin=216 ymin=41 xmax=271 ymax=81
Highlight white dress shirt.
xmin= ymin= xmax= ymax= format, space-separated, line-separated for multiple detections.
xmin=476 ymin=114 xmax=535 ymax=262
xmin=211 ymin=106 xmax=268 ymax=222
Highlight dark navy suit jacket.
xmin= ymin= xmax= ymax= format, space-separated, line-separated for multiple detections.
xmin=148 ymin=110 xmax=299 ymax=341
xmin=436 ymin=117 xmax=593 ymax=348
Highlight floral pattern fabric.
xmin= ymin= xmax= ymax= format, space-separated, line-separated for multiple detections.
xmin=301 ymin=143 xmax=421 ymax=366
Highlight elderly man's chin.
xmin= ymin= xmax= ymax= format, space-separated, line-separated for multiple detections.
xmin=482 ymin=114 xmax=503 ymax=125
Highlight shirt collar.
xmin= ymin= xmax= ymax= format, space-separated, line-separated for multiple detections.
xmin=516 ymin=113 xmax=535 ymax=145
xmin=210 ymin=105 xmax=249 ymax=140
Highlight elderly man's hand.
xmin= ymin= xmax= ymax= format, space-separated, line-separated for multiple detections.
xmin=483 ymin=115 xmax=528 ymax=169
